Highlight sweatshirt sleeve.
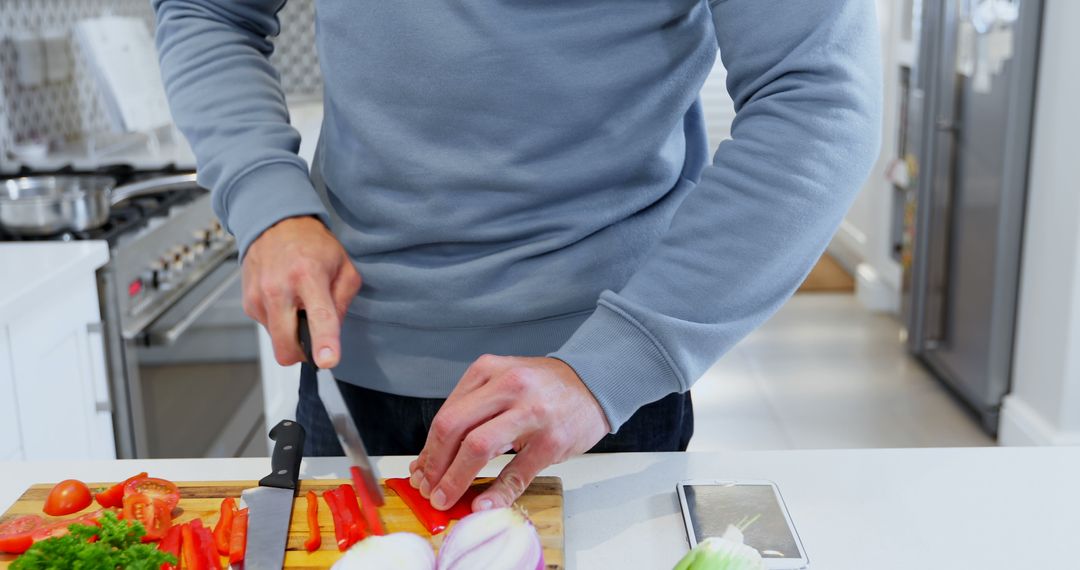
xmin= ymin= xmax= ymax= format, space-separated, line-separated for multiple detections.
xmin=153 ymin=0 xmax=328 ymax=256
xmin=549 ymin=0 xmax=883 ymax=432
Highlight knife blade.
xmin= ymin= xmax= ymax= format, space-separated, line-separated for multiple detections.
xmin=241 ymin=419 xmax=305 ymax=570
xmin=298 ymin=310 xmax=386 ymax=506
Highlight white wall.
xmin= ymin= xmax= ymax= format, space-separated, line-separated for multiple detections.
xmin=999 ymin=0 xmax=1080 ymax=446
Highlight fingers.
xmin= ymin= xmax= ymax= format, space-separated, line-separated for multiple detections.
xmin=297 ymin=274 xmax=342 ymax=368
xmin=265 ymin=299 xmax=303 ymax=365
xmin=330 ymin=261 xmax=362 ymax=318
xmin=473 ymin=443 xmax=552 ymax=511
xmin=429 ymin=410 xmax=528 ymax=511
xmin=416 ymin=381 xmax=515 ymax=499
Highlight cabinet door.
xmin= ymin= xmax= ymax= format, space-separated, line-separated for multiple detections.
xmin=0 ymin=325 xmax=23 ymax=460
xmin=8 ymin=274 xmax=114 ymax=460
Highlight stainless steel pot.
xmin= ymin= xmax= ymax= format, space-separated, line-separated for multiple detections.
xmin=0 ymin=173 xmax=200 ymax=236
xmin=0 ymin=175 xmax=116 ymax=236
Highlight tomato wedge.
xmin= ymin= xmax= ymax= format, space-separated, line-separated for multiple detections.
xmin=158 ymin=523 xmax=182 ymax=570
xmin=0 ymin=514 xmax=46 ymax=554
xmin=43 ymin=479 xmax=93 ymax=517
xmin=228 ymin=509 xmax=248 ymax=564
xmin=212 ymin=497 xmax=236 ymax=556
xmin=122 ymin=494 xmax=171 ymax=542
xmin=304 ymin=490 xmax=321 ymax=553
xmin=124 ymin=477 xmax=180 ymax=512
xmin=95 ymin=472 xmax=147 ymax=508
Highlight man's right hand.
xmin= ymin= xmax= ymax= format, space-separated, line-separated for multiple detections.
xmin=241 ymin=216 xmax=362 ymax=368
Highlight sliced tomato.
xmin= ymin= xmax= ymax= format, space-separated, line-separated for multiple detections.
xmin=95 ymin=472 xmax=147 ymax=509
xmin=228 ymin=509 xmax=248 ymax=564
xmin=0 ymin=514 xmax=46 ymax=554
xmin=43 ymin=479 xmax=93 ymax=517
xmin=122 ymin=494 xmax=171 ymax=542
xmin=124 ymin=477 xmax=180 ymax=512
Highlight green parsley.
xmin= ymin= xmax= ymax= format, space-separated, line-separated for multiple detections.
xmin=10 ymin=511 xmax=176 ymax=570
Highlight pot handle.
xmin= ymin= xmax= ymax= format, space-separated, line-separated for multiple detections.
xmin=109 ymin=173 xmax=200 ymax=205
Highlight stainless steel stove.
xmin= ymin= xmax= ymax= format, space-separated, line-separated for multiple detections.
xmin=1 ymin=165 xmax=263 ymax=459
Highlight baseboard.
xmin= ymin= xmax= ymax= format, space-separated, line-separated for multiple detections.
xmin=854 ymin=262 xmax=900 ymax=313
xmin=827 ymin=221 xmax=866 ymax=275
xmin=999 ymin=395 xmax=1080 ymax=446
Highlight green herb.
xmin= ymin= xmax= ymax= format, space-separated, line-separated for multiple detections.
xmin=11 ymin=511 xmax=176 ymax=570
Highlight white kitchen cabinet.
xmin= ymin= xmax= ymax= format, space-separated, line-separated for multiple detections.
xmin=0 ymin=326 xmax=22 ymax=460
xmin=0 ymin=242 xmax=113 ymax=461
xmin=6 ymin=271 xmax=115 ymax=460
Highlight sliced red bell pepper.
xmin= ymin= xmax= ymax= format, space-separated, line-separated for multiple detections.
xmin=349 ymin=466 xmax=386 ymax=536
xmin=322 ymin=488 xmax=351 ymax=551
xmin=228 ymin=508 xmax=248 ymax=564
xmin=96 ymin=472 xmax=148 ymax=509
xmin=181 ymin=523 xmax=206 ymax=570
xmin=384 ymin=477 xmax=480 ymax=535
xmin=158 ymin=523 xmax=182 ymax=570
xmin=304 ymin=490 xmax=321 ymax=553
xmin=337 ymin=484 xmax=367 ymax=545
xmin=191 ymin=518 xmax=222 ymax=570
xmin=211 ymin=497 xmax=236 ymax=555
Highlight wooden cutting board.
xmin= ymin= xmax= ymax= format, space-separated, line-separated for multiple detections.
xmin=0 ymin=477 xmax=564 ymax=569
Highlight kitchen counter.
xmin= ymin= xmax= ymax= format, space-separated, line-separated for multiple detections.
xmin=0 ymin=241 xmax=109 ymax=321
xmin=1 ymin=446 xmax=1075 ymax=569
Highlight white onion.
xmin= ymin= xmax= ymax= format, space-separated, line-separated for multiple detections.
xmin=436 ymin=507 xmax=544 ymax=570
xmin=331 ymin=532 xmax=436 ymax=570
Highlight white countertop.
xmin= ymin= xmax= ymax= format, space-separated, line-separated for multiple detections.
xmin=0 ymin=241 xmax=109 ymax=320
xmin=1 ymin=447 xmax=1075 ymax=569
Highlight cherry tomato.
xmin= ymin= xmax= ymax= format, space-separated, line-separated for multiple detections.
xmin=0 ymin=514 xmax=45 ymax=554
xmin=124 ymin=477 xmax=180 ymax=512
xmin=122 ymin=494 xmax=172 ymax=542
xmin=96 ymin=472 xmax=148 ymax=508
xmin=43 ymin=479 xmax=93 ymax=517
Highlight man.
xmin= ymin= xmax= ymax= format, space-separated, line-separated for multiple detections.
xmin=153 ymin=0 xmax=880 ymax=513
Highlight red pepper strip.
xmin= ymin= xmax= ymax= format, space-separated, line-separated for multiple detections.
xmin=337 ymin=483 xmax=367 ymax=545
xmin=191 ymin=519 xmax=222 ymax=570
xmin=228 ymin=509 xmax=248 ymax=564
xmin=322 ymin=489 xmax=351 ymax=551
xmin=158 ymin=523 xmax=182 ymax=570
xmin=212 ymin=497 xmax=236 ymax=555
xmin=181 ymin=523 xmax=206 ymax=570
xmin=384 ymin=477 xmax=480 ymax=535
xmin=350 ymin=466 xmax=386 ymax=536
xmin=304 ymin=490 xmax=321 ymax=553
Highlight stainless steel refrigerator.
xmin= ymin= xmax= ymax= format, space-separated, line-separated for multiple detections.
xmin=896 ymin=0 xmax=1043 ymax=435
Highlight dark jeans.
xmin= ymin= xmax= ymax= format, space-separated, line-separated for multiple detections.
xmin=296 ymin=363 xmax=694 ymax=456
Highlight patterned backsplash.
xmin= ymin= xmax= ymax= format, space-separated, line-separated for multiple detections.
xmin=0 ymin=0 xmax=322 ymax=161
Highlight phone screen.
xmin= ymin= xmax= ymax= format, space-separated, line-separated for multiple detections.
xmin=683 ymin=484 xmax=801 ymax=559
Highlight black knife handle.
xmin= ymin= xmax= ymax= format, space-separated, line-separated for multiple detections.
xmin=297 ymin=310 xmax=318 ymax=371
xmin=259 ymin=419 xmax=305 ymax=490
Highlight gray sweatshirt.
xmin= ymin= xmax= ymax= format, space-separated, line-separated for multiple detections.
xmin=153 ymin=0 xmax=881 ymax=431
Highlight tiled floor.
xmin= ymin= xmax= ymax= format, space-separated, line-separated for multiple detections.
xmin=688 ymin=293 xmax=994 ymax=452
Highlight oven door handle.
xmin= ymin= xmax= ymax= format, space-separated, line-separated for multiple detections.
xmin=142 ymin=266 xmax=241 ymax=346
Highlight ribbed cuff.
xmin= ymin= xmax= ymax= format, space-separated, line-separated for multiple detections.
xmin=221 ymin=162 xmax=330 ymax=258
xmin=548 ymin=301 xmax=685 ymax=433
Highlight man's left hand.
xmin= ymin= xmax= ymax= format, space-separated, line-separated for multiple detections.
xmin=410 ymin=355 xmax=610 ymax=511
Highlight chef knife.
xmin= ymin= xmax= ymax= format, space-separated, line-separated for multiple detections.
xmin=297 ymin=309 xmax=386 ymax=506
xmin=241 ymin=419 xmax=305 ymax=570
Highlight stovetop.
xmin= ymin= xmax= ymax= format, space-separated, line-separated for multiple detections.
xmin=0 ymin=164 xmax=200 ymax=245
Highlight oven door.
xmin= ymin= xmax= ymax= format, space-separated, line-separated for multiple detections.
xmin=116 ymin=258 xmax=266 ymax=458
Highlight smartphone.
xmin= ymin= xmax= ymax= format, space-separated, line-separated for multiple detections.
xmin=676 ymin=479 xmax=809 ymax=570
